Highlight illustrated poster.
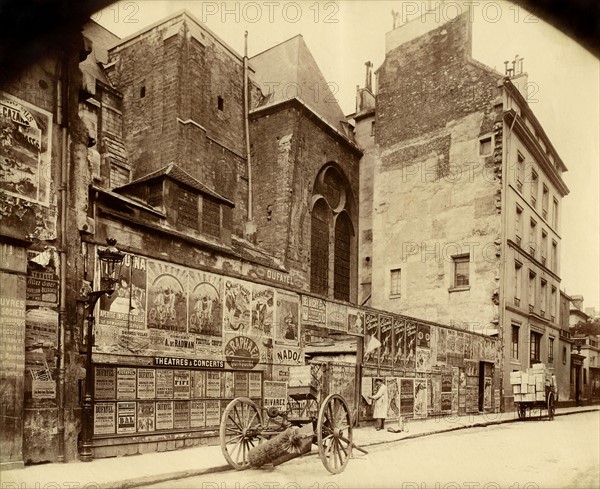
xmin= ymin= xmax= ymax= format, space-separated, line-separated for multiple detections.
xmin=347 ymin=308 xmax=364 ymax=336
xmin=188 ymin=270 xmax=223 ymax=340
xmin=400 ymin=379 xmax=414 ymax=416
xmin=137 ymin=401 xmax=155 ymax=432
xmin=116 ymin=401 xmax=136 ymax=434
xmin=405 ymin=321 xmax=417 ymax=370
xmin=417 ymin=323 xmax=431 ymax=349
xmin=223 ymin=278 xmax=252 ymax=334
xmin=393 ymin=318 xmax=405 ymax=369
xmin=386 ymin=377 xmax=400 ymax=419
xmin=192 ymin=370 xmax=205 ymax=398
xmin=363 ymin=313 xmax=379 ymax=366
xmin=379 ymin=315 xmax=393 ymax=367
xmin=300 ymin=295 xmax=326 ymax=328
xmin=147 ymin=261 xmax=188 ymax=332
xmin=326 ymin=301 xmax=347 ymax=332
xmin=414 ymin=379 xmax=427 ymax=418
xmin=275 ymin=290 xmax=299 ymax=345
xmin=251 ymin=284 xmax=275 ymax=339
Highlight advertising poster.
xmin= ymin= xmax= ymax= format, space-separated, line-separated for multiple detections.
xmin=223 ymin=278 xmax=252 ymax=334
xmin=363 ymin=313 xmax=379 ymax=366
xmin=347 ymin=308 xmax=364 ymax=336
xmin=437 ymin=328 xmax=447 ymax=363
xmin=379 ymin=315 xmax=393 ymax=367
xmin=263 ymin=381 xmax=287 ymax=409
xmin=484 ymin=376 xmax=492 ymax=410
xmin=32 ymin=379 xmax=56 ymax=399
xmin=427 ymin=378 xmax=434 ymax=415
xmin=300 ymin=295 xmax=326 ymax=328
xmin=234 ymin=372 xmax=249 ymax=397
xmin=386 ymin=377 xmax=400 ymax=419
xmin=251 ymin=284 xmax=275 ymax=338
xmin=155 ymin=401 xmax=174 ymax=430
xmin=0 ymin=92 xmax=52 ymax=206
xmin=173 ymin=370 xmax=191 ymax=399
xmin=416 ymin=347 xmax=433 ymax=373
xmin=326 ymin=301 xmax=347 ymax=332
xmin=190 ymin=400 xmax=205 ymax=428
xmin=392 ymin=318 xmax=405 ymax=369
xmin=330 ymin=364 xmax=355 ymax=407
xmin=452 ymin=367 xmax=460 ymax=414
xmin=25 ymin=307 xmax=58 ymax=349
xmin=93 ymin=403 xmax=116 ymax=435
xmin=414 ymin=379 xmax=427 ymax=418
xmin=188 ymin=270 xmax=223 ymax=339
xmin=205 ymin=400 xmax=220 ymax=427
xmin=447 ymin=329 xmax=456 ymax=353
xmin=147 ymin=261 xmax=188 ymax=332
xmin=275 ymin=290 xmax=299 ymax=345
xmin=116 ymin=401 xmax=136 ymax=434
xmin=116 ymin=367 xmax=137 ymax=400
xmin=137 ymin=401 xmax=155 ymax=432
xmin=484 ymin=338 xmax=496 ymax=362
xmin=248 ymin=372 xmax=262 ymax=398
xmin=405 ymin=321 xmax=417 ymax=370
xmin=431 ymin=376 xmax=442 ymax=414
xmin=417 ymin=323 xmax=431 ymax=349
xmin=156 ymin=369 xmax=174 ymax=398
xmin=0 ymin=272 xmax=26 ymax=379
xmin=100 ymin=254 xmax=147 ymax=330
xmin=26 ymin=249 xmax=59 ymax=307
xmin=464 ymin=332 xmax=472 ymax=359
xmin=361 ymin=377 xmax=373 ymax=406
xmin=400 ymin=379 xmax=414 ymax=416
xmin=174 ymin=400 xmax=190 ymax=429
xmin=137 ymin=369 xmax=156 ymax=399
xmin=456 ymin=332 xmax=465 ymax=355
xmin=206 ymin=371 xmax=222 ymax=398
xmin=94 ymin=367 xmax=116 ymax=400
xmin=224 ymin=334 xmax=262 ymax=370
xmin=223 ymin=371 xmax=234 ymax=398
xmin=273 ymin=344 xmax=303 ymax=366
xmin=192 ymin=370 xmax=205 ymax=398
xmin=441 ymin=393 xmax=452 ymax=412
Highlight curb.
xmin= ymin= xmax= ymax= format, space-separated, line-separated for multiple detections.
xmin=56 ymin=408 xmax=600 ymax=488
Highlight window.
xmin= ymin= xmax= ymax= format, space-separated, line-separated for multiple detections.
xmin=177 ymin=190 xmax=199 ymax=230
xmin=109 ymin=163 xmax=130 ymax=188
xmin=584 ymin=368 xmax=587 ymax=385
xmin=140 ymin=86 xmax=146 ymax=98
xmin=541 ymin=230 xmax=548 ymax=265
xmin=542 ymin=185 xmax=549 ymax=219
xmin=552 ymin=198 xmax=559 ymax=229
xmin=333 ymin=214 xmax=351 ymax=301
xmin=453 ymin=254 xmax=470 ymax=287
xmin=512 ymin=324 xmax=519 ymax=359
xmin=516 ymin=152 xmax=525 ymax=192
xmin=310 ymin=200 xmax=330 ymax=296
xmin=550 ymin=286 xmax=556 ymax=321
xmin=540 ymin=279 xmax=547 ymax=316
xmin=529 ymin=219 xmax=537 ymax=257
xmin=530 ymin=170 xmax=538 ymax=208
xmin=515 ymin=205 xmax=523 ymax=246
xmin=551 ymin=241 xmax=558 ymax=271
xmin=370 ymin=120 xmax=376 ymax=137
xmin=528 ymin=270 xmax=536 ymax=309
xmin=514 ymin=260 xmax=522 ymax=306
xmin=102 ymin=106 xmax=123 ymax=136
xmin=530 ymin=331 xmax=542 ymax=365
xmin=562 ymin=346 xmax=567 ymax=364
xmin=479 ymin=136 xmax=492 ymax=156
xmin=390 ymin=268 xmax=401 ymax=297
xmin=217 ymin=96 xmax=224 ymax=111
xmin=202 ymin=197 xmax=221 ymax=238
xmin=548 ymin=337 xmax=554 ymax=364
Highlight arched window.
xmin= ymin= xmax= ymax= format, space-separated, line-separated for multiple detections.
xmin=310 ymin=164 xmax=356 ymax=301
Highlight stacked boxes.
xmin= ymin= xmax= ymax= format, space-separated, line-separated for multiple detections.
xmin=510 ymin=364 xmax=556 ymax=403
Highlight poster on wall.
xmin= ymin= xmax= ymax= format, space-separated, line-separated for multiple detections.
xmin=347 ymin=308 xmax=364 ymax=336
xmin=484 ymin=377 xmax=492 ymax=410
xmin=116 ymin=401 xmax=136 ymax=434
xmin=464 ymin=332 xmax=472 ymax=359
xmin=94 ymin=366 xmax=116 ymax=400
xmin=416 ymin=347 xmax=433 ymax=373
xmin=25 ymin=307 xmax=58 ymax=350
xmin=417 ymin=323 xmax=431 ymax=349
xmin=99 ymin=254 xmax=147 ymax=330
xmin=206 ymin=371 xmax=222 ymax=398
xmin=400 ymin=379 xmax=414 ymax=416
xmin=0 ymin=92 xmax=53 ymax=206
xmin=205 ymin=400 xmax=220 ymax=427
xmin=116 ymin=367 xmax=137 ymax=400
xmin=363 ymin=313 xmax=379 ymax=366
xmin=93 ymin=403 xmax=116 ymax=435
xmin=361 ymin=377 xmax=373 ymax=406
xmin=275 ymin=290 xmax=299 ymax=345
xmin=437 ymin=328 xmax=447 ymax=363
xmin=249 ymin=372 xmax=262 ymax=398
xmin=190 ymin=400 xmax=205 ymax=428
xmin=137 ymin=369 xmax=156 ymax=399
xmin=137 ymin=401 xmax=155 ymax=432
xmin=392 ymin=318 xmax=405 ymax=369
xmin=405 ymin=321 xmax=417 ymax=370
xmin=379 ymin=315 xmax=393 ymax=367
xmin=251 ymin=284 xmax=275 ymax=338
xmin=192 ymin=371 xmax=205 ymax=398
xmin=234 ymin=372 xmax=249 ymax=397
xmin=386 ymin=377 xmax=400 ymax=419
xmin=223 ymin=371 xmax=234 ymax=398
xmin=414 ymin=379 xmax=427 ymax=418
xmin=264 ymin=381 xmax=287 ymax=410
xmin=155 ymin=401 xmax=174 ymax=430
xmin=174 ymin=401 xmax=190 ymax=429
xmin=300 ymin=295 xmax=326 ymax=328
xmin=452 ymin=367 xmax=460 ymax=414
xmin=330 ymin=364 xmax=355 ymax=407
xmin=156 ymin=369 xmax=174 ymax=398
xmin=26 ymin=249 xmax=59 ymax=308
xmin=456 ymin=332 xmax=465 ymax=356
xmin=273 ymin=344 xmax=303 ymax=366
xmin=326 ymin=301 xmax=347 ymax=333
xmin=224 ymin=334 xmax=262 ymax=370
xmin=187 ymin=270 xmax=223 ymax=342
xmin=223 ymin=278 xmax=252 ymax=334
xmin=147 ymin=261 xmax=188 ymax=332
xmin=447 ymin=329 xmax=456 ymax=353
xmin=173 ymin=370 xmax=191 ymax=399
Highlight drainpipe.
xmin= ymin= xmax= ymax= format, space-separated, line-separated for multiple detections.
xmin=243 ymin=31 xmax=254 ymax=232
xmin=55 ymin=49 xmax=69 ymax=463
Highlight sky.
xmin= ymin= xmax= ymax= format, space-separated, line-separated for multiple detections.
xmin=94 ymin=0 xmax=600 ymax=310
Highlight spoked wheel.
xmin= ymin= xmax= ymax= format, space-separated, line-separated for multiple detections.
xmin=547 ymin=393 xmax=555 ymax=421
xmin=317 ymin=394 xmax=353 ymax=474
xmin=220 ymin=397 xmax=263 ymax=470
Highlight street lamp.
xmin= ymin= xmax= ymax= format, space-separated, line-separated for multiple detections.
xmin=80 ymin=238 xmax=125 ymax=462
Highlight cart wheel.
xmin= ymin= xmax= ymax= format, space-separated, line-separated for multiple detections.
xmin=547 ymin=393 xmax=555 ymax=421
xmin=317 ymin=394 xmax=353 ymax=474
xmin=220 ymin=397 xmax=263 ymax=470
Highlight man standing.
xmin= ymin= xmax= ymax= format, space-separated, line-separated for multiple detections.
xmin=370 ymin=378 xmax=388 ymax=430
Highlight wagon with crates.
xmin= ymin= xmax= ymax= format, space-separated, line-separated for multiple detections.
xmin=220 ymin=365 xmax=364 ymax=474
xmin=510 ymin=363 xmax=557 ymax=420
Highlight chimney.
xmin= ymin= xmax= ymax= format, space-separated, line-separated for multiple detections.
xmin=505 ymin=55 xmax=529 ymax=101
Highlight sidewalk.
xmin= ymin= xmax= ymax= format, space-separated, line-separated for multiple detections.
xmin=1 ymin=405 xmax=597 ymax=489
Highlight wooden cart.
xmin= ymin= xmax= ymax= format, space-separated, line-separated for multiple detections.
xmin=220 ymin=366 xmax=361 ymax=474
xmin=515 ymin=383 xmax=556 ymax=421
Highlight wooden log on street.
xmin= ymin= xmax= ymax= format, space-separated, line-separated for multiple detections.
xmin=248 ymin=423 xmax=313 ymax=468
